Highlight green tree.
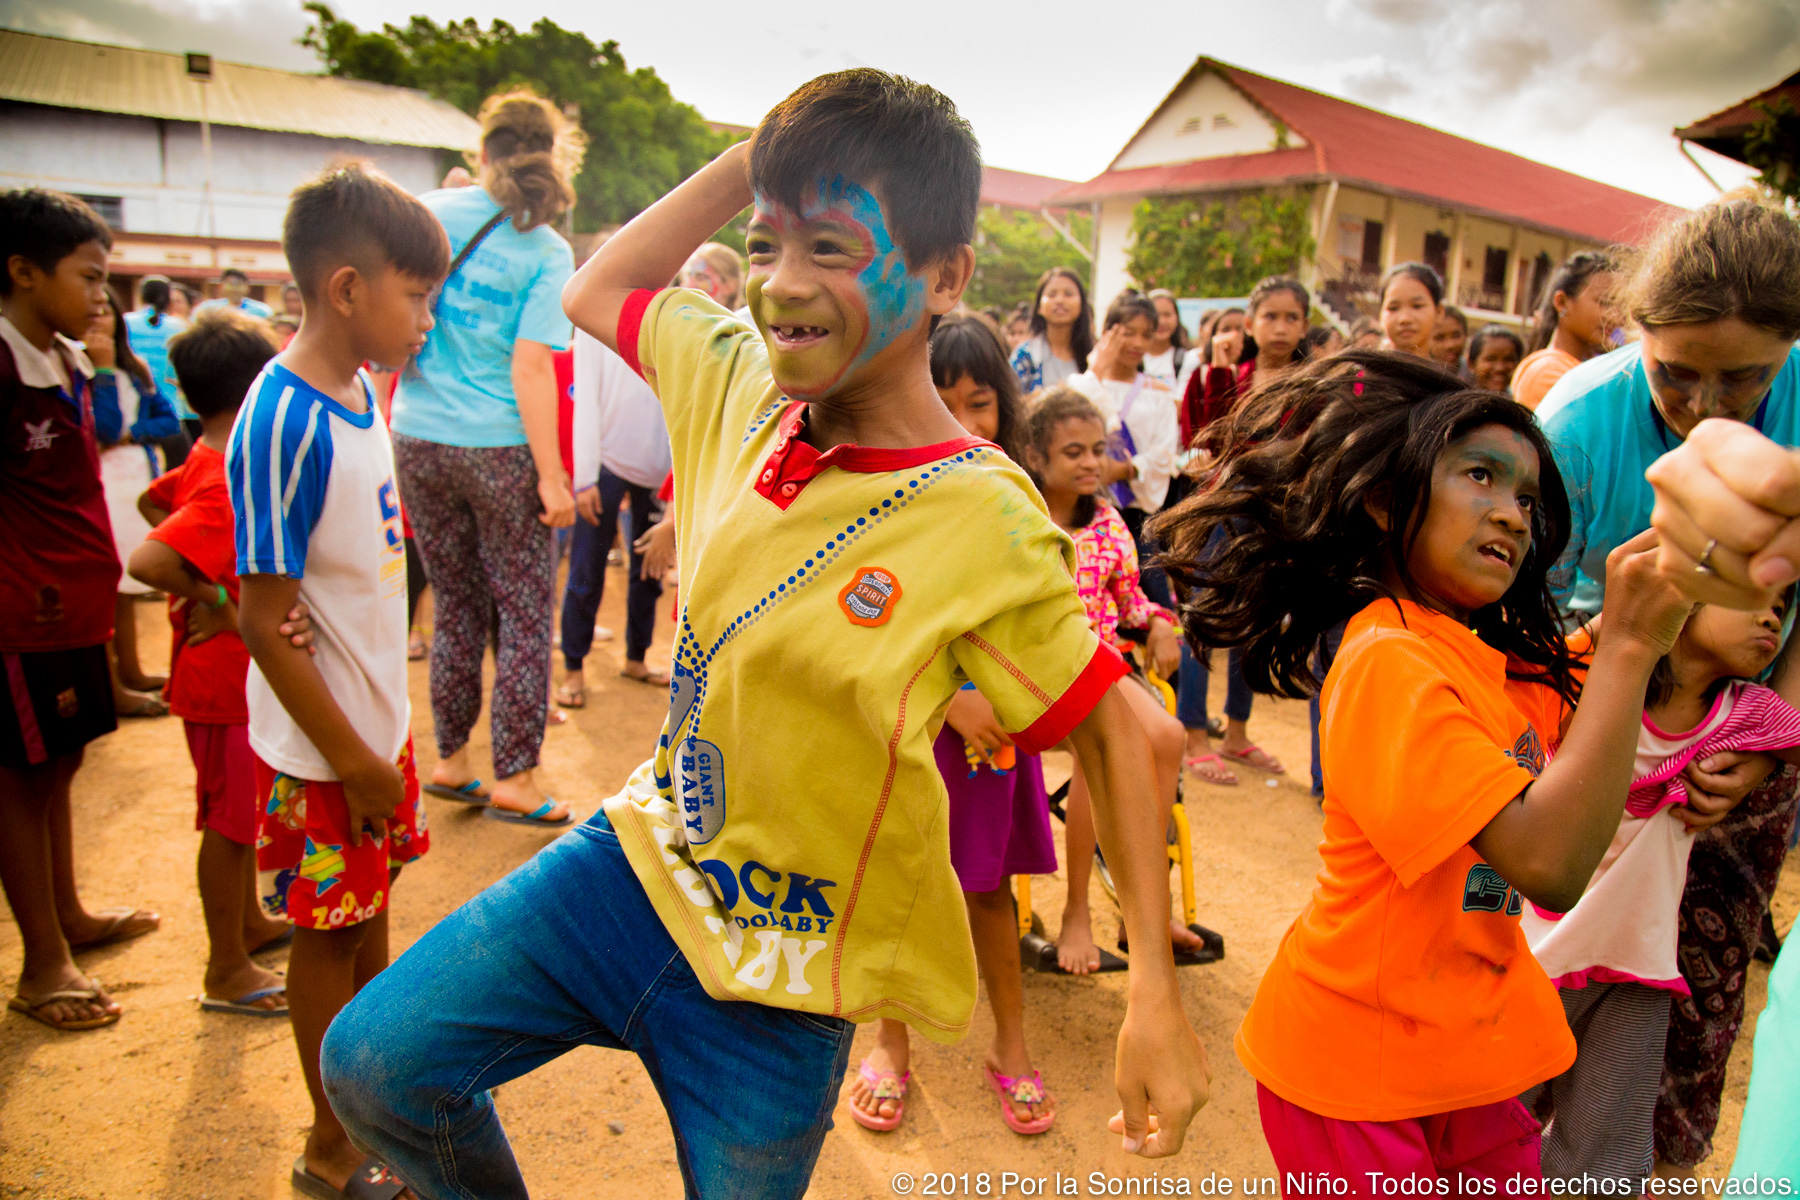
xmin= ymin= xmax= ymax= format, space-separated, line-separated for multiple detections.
xmin=1126 ymin=190 xmax=1316 ymax=297
xmin=301 ymin=5 xmax=735 ymax=232
xmin=966 ymin=207 xmax=1093 ymax=312
xmin=1745 ymin=97 xmax=1800 ymax=204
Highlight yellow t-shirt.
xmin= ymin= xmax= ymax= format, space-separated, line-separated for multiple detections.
xmin=603 ymin=288 xmax=1126 ymax=1041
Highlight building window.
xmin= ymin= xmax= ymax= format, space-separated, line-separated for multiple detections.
xmin=1483 ymin=247 xmax=1509 ymax=293
xmin=1212 ymin=113 xmax=1236 ymax=130
xmin=77 ymin=195 xmax=124 ymax=230
xmin=1423 ymin=231 xmax=1450 ymax=280
xmin=1361 ymin=221 xmax=1385 ymax=272
xmin=1526 ymin=252 xmax=1554 ymax=313
xmin=1179 ymin=116 xmax=1203 ymax=135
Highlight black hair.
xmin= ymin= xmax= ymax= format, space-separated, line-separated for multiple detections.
xmin=139 ymin=275 xmax=175 ymax=328
xmin=1646 ymin=587 xmax=1795 ymax=709
xmin=1147 ymin=289 xmax=1190 ymax=350
xmin=931 ymin=313 xmax=1027 ymax=464
xmin=1440 ymin=305 xmax=1468 ymax=333
xmin=283 ymin=160 xmax=450 ymax=298
xmin=1243 ymin=275 xmax=1311 ymax=364
xmin=1379 ymin=261 xmax=1445 ymax=307
xmin=167 ymin=306 xmax=281 ymax=419
xmin=0 ymin=189 xmax=112 ymax=296
xmin=1103 ymin=291 xmax=1160 ymax=334
xmin=1201 ymin=306 xmax=1246 ymax=364
xmin=220 ymin=267 xmax=249 ymax=283
xmin=1526 ymin=250 xmax=1613 ymax=355
xmin=1149 ymin=349 xmax=1581 ymax=707
xmin=1027 ymin=267 xmax=1095 ymax=372
xmin=750 ymin=69 xmax=981 ymax=270
xmin=1297 ymin=325 xmax=1342 ymax=362
xmin=1023 ymin=385 xmax=1106 ymax=529
xmin=102 ymin=287 xmax=154 ymax=391
xmin=1467 ymin=324 xmax=1524 ymax=367
xmin=1349 ymin=315 xmax=1380 ymax=344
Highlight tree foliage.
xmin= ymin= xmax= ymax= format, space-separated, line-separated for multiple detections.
xmin=1126 ymin=190 xmax=1316 ymax=297
xmin=966 ymin=207 xmax=1093 ymax=312
xmin=1745 ymin=98 xmax=1800 ymax=204
xmin=301 ymin=4 xmax=735 ymax=231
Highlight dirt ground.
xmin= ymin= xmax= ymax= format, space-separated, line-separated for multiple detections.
xmin=2 ymin=575 xmax=1795 ymax=1199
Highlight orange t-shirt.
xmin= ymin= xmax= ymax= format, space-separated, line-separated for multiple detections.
xmin=1510 ymin=348 xmax=1580 ymax=412
xmin=1235 ymin=599 xmax=1575 ymax=1122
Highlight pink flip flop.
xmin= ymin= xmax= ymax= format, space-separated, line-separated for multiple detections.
xmin=1222 ymin=744 xmax=1286 ymax=775
xmin=1184 ymin=753 xmax=1239 ymax=786
xmin=984 ymin=1063 xmax=1055 ymax=1135
xmin=849 ymin=1059 xmax=910 ymax=1132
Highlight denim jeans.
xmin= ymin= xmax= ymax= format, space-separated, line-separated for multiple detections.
xmin=321 ymin=810 xmax=855 ymax=1200
xmin=561 ymin=468 xmax=663 ymax=668
xmin=1177 ymin=642 xmax=1253 ymax=730
xmin=1308 ymin=621 xmax=1346 ymax=795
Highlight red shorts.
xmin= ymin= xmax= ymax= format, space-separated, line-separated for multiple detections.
xmin=254 ymin=737 xmax=429 ymax=931
xmin=184 ymin=721 xmax=257 ymax=845
xmin=1257 ymin=1083 xmax=1543 ymax=1196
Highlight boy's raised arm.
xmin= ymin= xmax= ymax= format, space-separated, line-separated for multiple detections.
xmin=563 ymin=141 xmax=753 ymax=357
xmin=1068 ymin=684 xmax=1212 ymax=1158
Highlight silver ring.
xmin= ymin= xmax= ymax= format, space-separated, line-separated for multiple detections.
xmin=1696 ymin=538 xmax=1719 ymax=576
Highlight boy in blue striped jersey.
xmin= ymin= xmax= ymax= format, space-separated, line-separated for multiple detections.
xmin=227 ymin=160 xmax=448 ymax=1200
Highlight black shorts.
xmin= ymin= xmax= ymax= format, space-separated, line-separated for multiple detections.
xmin=0 ymin=646 xmax=116 ymax=771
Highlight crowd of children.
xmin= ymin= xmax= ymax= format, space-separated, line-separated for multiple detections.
xmin=3 ymin=61 xmax=1800 ymax=1200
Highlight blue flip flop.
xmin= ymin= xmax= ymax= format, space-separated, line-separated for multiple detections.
xmin=483 ymin=799 xmax=573 ymax=828
xmin=422 ymin=780 xmax=488 ymax=805
xmin=199 ymin=986 xmax=288 ymax=1017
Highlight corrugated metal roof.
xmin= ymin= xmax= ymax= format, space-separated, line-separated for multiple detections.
xmin=0 ymin=29 xmax=481 ymax=151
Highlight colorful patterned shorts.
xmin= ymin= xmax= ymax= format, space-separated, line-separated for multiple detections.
xmin=254 ymin=736 xmax=429 ymax=931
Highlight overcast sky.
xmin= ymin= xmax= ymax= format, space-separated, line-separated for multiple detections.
xmin=7 ymin=0 xmax=1787 ymax=207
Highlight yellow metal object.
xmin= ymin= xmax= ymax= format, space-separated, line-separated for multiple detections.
xmin=1016 ymin=874 xmax=1033 ymax=938
xmin=1172 ymin=803 xmax=1197 ymax=928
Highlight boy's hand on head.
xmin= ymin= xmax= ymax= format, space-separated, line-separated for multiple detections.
xmin=340 ymin=750 xmax=405 ymax=848
xmin=1600 ymin=529 xmax=1695 ymax=656
xmin=945 ymin=688 xmax=1011 ymax=755
xmin=278 ymin=601 xmax=319 ymax=656
xmin=1110 ymin=995 xmax=1211 ymax=1158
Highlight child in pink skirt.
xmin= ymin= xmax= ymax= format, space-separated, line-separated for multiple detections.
xmin=847 ymin=315 xmax=1059 ymax=1136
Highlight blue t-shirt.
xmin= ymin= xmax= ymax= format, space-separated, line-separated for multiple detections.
xmin=1538 ymin=341 xmax=1800 ymax=618
xmin=390 ymin=187 xmax=576 ymax=448
xmin=198 ymin=296 xmax=274 ymax=321
xmin=124 ymin=309 xmax=192 ymax=419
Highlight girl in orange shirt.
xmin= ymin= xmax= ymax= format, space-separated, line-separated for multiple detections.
xmin=1511 ymin=252 xmax=1619 ymax=411
xmin=1152 ymin=351 xmax=1692 ymax=1191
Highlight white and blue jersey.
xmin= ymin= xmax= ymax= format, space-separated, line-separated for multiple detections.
xmin=228 ymin=360 xmax=410 ymax=780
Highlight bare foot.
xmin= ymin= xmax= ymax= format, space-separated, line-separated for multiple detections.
xmin=64 ymin=905 xmax=161 ymax=949
xmin=489 ymin=774 xmax=571 ymax=822
xmin=1056 ymin=913 xmax=1101 ymax=975
xmin=120 ymin=671 xmax=167 ymax=692
xmin=1171 ymin=919 xmax=1205 ymax=955
xmin=203 ymin=961 xmax=285 ymax=1010
xmin=847 ymin=1034 xmax=911 ymax=1125
xmin=12 ymin=966 xmax=120 ymax=1028
xmin=113 ymin=687 xmax=169 ymax=718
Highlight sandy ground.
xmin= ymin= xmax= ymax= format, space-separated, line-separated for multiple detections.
xmin=2 ymin=575 xmax=1795 ymax=1199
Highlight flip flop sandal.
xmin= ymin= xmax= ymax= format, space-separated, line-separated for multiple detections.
xmin=484 ymin=800 xmax=574 ymax=827
xmin=1222 ymin=744 xmax=1286 ymax=775
xmin=291 ymin=1153 xmax=409 ymax=1200
xmin=618 ymin=669 xmax=671 ymax=687
xmin=200 ymin=985 xmax=289 ymax=1017
xmin=8 ymin=978 xmax=119 ymax=1031
xmin=1184 ymin=754 xmax=1239 ymax=786
xmin=1118 ymin=923 xmax=1227 ymax=967
xmin=984 ymin=1063 xmax=1055 ymax=1135
xmin=117 ymin=694 xmax=170 ymax=718
xmin=848 ymin=1059 xmax=910 ymax=1131
xmin=68 ymin=906 xmax=160 ymax=950
xmin=553 ymin=684 xmax=586 ymax=709
xmin=421 ymin=780 xmax=488 ymax=805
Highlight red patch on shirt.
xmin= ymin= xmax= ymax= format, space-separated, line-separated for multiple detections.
xmin=839 ymin=567 xmax=902 ymax=627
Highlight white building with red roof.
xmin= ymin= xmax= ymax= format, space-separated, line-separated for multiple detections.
xmin=1054 ymin=57 xmax=1680 ymax=328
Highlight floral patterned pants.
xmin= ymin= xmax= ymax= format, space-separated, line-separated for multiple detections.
xmin=394 ymin=434 xmax=553 ymax=780
xmin=1655 ymin=764 xmax=1799 ymax=1167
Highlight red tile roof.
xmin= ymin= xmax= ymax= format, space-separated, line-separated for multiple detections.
xmin=1050 ymin=58 xmax=1679 ymax=245
xmin=1675 ymin=70 xmax=1800 ymax=165
xmin=981 ymin=165 xmax=1080 ymax=211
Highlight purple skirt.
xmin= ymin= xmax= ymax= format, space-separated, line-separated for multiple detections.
xmin=933 ymin=726 xmax=1059 ymax=894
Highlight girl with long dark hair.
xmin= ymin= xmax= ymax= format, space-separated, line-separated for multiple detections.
xmin=1010 ymin=266 xmax=1093 ymax=397
xmin=1512 ymin=250 xmax=1618 ymax=411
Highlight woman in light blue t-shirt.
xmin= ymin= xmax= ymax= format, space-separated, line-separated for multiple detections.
xmin=390 ymin=90 xmax=579 ymax=826
xmin=1537 ymin=194 xmax=1800 ymax=1176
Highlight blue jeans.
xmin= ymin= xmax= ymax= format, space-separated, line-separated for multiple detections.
xmin=1177 ymin=642 xmax=1252 ymax=730
xmin=561 ymin=468 xmax=663 ymax=668
xmin=321 ymin=811 xmax=855 ymax=1199
xmin=1308 ymin=621 xmax=1346 ymax=795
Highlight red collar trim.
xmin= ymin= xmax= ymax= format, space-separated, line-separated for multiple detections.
xmin=754 ymin=403 xmax=993 ymax=510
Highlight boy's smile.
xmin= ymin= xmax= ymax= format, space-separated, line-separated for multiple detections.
xmin=746 ymin=175 xmax=926 ymax=399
